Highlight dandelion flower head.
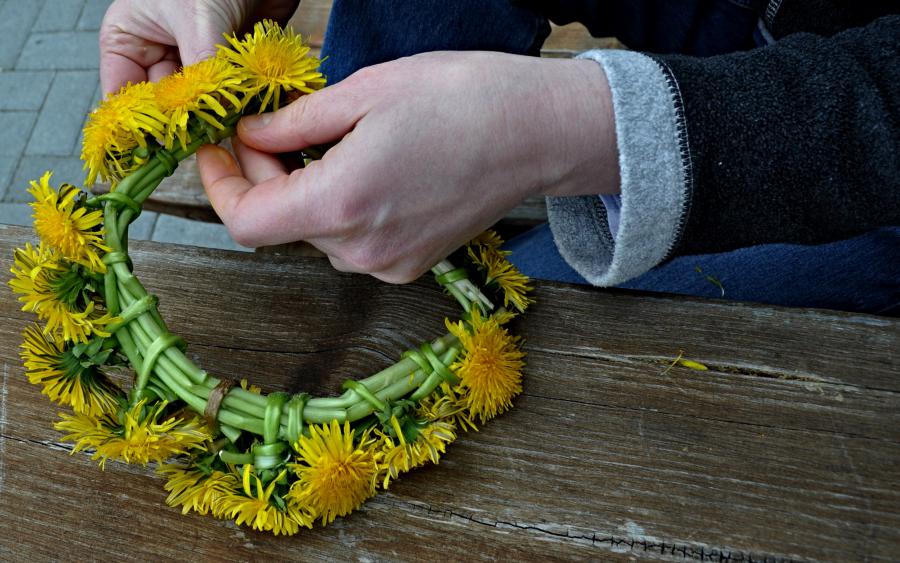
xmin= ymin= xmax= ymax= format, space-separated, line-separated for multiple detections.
xmin=219 ymin=19 xmax=325 ymax=112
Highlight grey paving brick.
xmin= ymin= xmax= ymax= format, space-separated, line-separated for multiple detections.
xmin=34 ymin=0 xmax=85 ymax=32
xmin=126 ymin=210 xmax=158 ymax=240
xmin=152 ymin=215 xmax=252 ymax=252
xmin=27 ymin=70 xmax=98 ymax=156
xmin=0 ymin=156 xmax=16 ymax=195
xmin=16 ymin=31 xmax=98 ymax=70
xmin=0 ymin=1 xmax=44 ymax=70
xmin=89 ymin=78 xmax=102 ymax=107
xmin=0 ymin=70 xmax=53 ymax=110
xmin=7 ymin=155 xmax=86 ymax=201
xmin=76 ymin=0 xmax=112 ymax=31
xmin=74 ymin=80 xmax=102 ymax=156
xmin=0 ymin=111 xmax=37 ymax=156
xmin=0 ymin=202 xmax=33 ymax=227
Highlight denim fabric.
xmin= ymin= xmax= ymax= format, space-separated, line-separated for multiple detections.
xmin=319 ymin=1 xmax=900 ymax=314
xmin=506 ymin=223 xmax=900 ymax=315
xmin=523 ymin=0 xmax=762 ymax=56
xmin=320 ymin=0 xmax=550 ymax=84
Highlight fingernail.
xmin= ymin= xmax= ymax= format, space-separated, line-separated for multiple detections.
xmin=198 ymin=146 xmax=235 ymax=170
xmin=241 ymin=113 xmax=273 ymax=131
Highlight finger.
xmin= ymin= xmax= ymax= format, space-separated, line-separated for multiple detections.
xmin=147 ymin=59 xmax=180 ymax=83
xmin=198 ymin=145 xmax=331 ymax=247
xmin=179 ymin=12 xmax=240 ymax=66
xmin=232 ymin=138 xmax=289 ymax=185
xmin=330 ymin=249 xmax=431 ymax=283
xmin=237 ymin=81 xmax=371 ymax=153
xmin=101 ymin=52 xmax=150 ymax=94
xmin=327 ymin=255 xmax=360 ymax=274
xmin=99 ymin=17 xmax=174 ymax=93
xmin=178 ymin=35 xmax=219 ymax=66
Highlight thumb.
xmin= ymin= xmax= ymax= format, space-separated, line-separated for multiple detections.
xmin=177 ymin=17 xmax=233 ymax=66
xmin=237 ymin=82 xmax=369 ymax=153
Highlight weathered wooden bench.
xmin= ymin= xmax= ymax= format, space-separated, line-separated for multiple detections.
xmin=91 ymin=0 xmax=619 ymax=229
xmin=1 ymin=224 xmax=897 ymax=561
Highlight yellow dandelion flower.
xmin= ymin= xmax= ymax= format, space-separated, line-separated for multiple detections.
xmin=157 ymin=464 xmax=240 ymax=516
xmin=81 ymin=81 xmax=166 ymax=185
xmin=154 ymin=57 xmax=244 ymax=150
xmin=376 ymin=415 xmax=456 ymax=489
xmin=9 ymin=243 xmax=113 ymax=343
xmin=20 ymin=325 xmax=122 ymax=416
xmin=240 ymin=378 xmax=262 ymax=394
xmin=468 ymin=233 xmax=533 ymax=313
xmin=287 ymin=420 xmax=378 ymax=525
xmin=446 ymin=307 xmax=525 ymax=423
xmin=28 ymin=172 xmax=109 ymax=272
xmin=219 ymin=19 xmax=325 ymax=112
xmin=421 ymin=383 xmax=478 ymax=433
xmin=216 ymin=465 xmax=313 ymax=535
xmin=8 ymin=243 xmax=61 ymax=313
xmin=471 ymin=230 xmax=504 ymax=251
xmin=55 ymin=400 xmax=210 ymax=469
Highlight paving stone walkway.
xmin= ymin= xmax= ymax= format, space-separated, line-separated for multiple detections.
xmin=0 ymin=0 xmax=248 ymax=251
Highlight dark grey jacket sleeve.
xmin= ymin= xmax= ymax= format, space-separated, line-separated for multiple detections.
xmin=547 ymin=15 xmax=900 ymax=285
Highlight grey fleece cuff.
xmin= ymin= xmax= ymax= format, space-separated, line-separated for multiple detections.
xmin=546 ymin=49 xmax=689 ymax=286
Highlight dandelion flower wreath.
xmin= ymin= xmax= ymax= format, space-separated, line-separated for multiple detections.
xmin=8 ymin=21 xmax=534 ymax=535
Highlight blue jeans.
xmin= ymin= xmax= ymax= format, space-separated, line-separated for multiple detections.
xmin=320 ymin=0 xmax=900 ymax=315
xmin=506 ymin=224 xmax=900 ymax=315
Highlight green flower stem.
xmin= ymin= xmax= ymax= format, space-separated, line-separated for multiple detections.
xmin=107 ymin=156 xmax=163 ymax=199
xmin=133 ymin=312 xmax=204 ymax=383
xmin=216 ymin=409 xmax=266 ymax=436
xmin=192 ymin=333 xmax=459 ymax=427
xmin=104 ymin=206 xmax=123 ymax=253
xmin=432 ymin=259 xmax=493 ymax=312
xmin=210 ymin=333 xmax=458 ymax=415
xmin=103 ymin=196 xmax=155 ymax=405
xmin=409 ymin=347 xmax=460 ymax=402
xmin=110 ymin=275 xmax=202 ymax=405
xmin=123 ymin=313 xmax=200 ymax=397
xmin=219 ymin=449 xmax=253 ymax=465
xmin=127 ymin=120 xmax=240 ymax=205
xmin=344 ymin=372 xmax=427 ymax=422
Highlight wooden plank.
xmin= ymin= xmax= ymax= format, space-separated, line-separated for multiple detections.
xmin=288 ymin=0 xmax=331 ymax=48
xmin=542 ymin=23 xmax=623 ymax=57
xmin=1 ymin=225 xmax=897 ymax=561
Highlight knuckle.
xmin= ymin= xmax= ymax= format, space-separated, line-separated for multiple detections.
xmin=225 ymin=218 xmax=258 ymax=248
xmin=343 ymin=64 xmax=391 ymax=99
xmin=375 ymin=269 xmax=418 ymax=285
xmin=286 ymin=97 xmax=315 ymax=133
xmin=343 ymin=245 xmax=384 ymax=274
xmin=347 ymin=65 xmax=381 ymax=85
xmin=98 ymin=26 xmax=123 ymax=52
xmin=330 ymin=194 xmax=369 ymax=234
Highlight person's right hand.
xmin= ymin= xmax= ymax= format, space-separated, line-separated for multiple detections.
xmin=99 ymin=0 xmax=300 ymax=95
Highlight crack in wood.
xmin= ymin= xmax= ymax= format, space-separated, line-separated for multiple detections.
xmin=527 ymin=344 xmax=899 ymax=395
xmin=523 ymin=392 xmax=900 ymax=444
xmin=378 ymin=497 xmax=797 ymax=562
xmin=0 ymin=364 xmax=7 ymax=494
xmin=0 ymin=432 xmax=74 ymax=454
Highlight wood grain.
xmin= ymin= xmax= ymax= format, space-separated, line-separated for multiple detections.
xmin=0 ymin=225 xmax=897 ymax=561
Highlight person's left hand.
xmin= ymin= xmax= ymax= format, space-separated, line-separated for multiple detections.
xmin=198 ymin=50 xmax=619 ymax=283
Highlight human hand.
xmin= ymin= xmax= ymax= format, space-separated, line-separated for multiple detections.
xmin=99 ymin=0 xmax=299 ymax=94
xmin=198 ymin=51 xmax=619 ymax=283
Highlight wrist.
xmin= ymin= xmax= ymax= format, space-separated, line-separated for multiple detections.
xmin=539 ymin=58 xmax=620 ymax=198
